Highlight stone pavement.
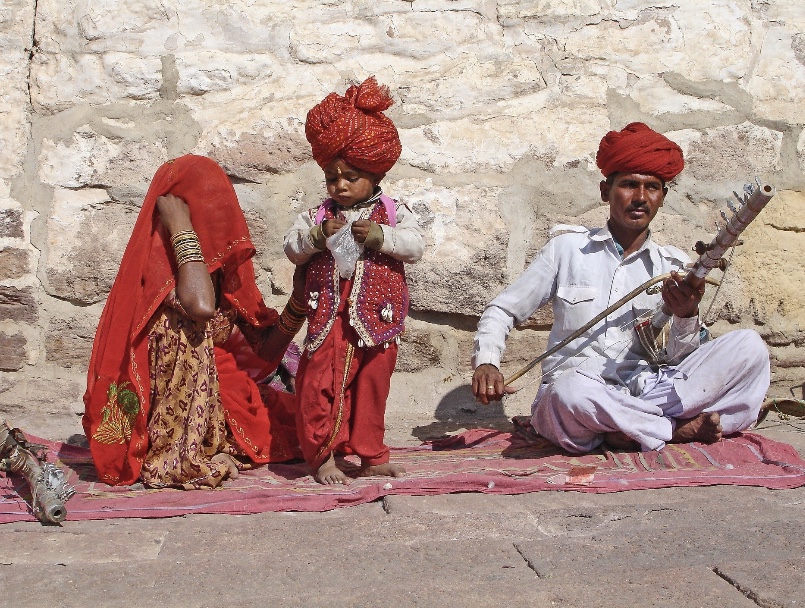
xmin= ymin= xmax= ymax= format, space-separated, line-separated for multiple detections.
xmin=1 ymin=370 xmax=804 ymax=607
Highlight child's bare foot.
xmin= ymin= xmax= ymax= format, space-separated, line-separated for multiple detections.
xmin=314 ymin=453 xmax=350 ymax=485
xmin=671 ymin=412 xmax=723 ymax=444
xmin=358 ymin=463 xmax=405 ymax=478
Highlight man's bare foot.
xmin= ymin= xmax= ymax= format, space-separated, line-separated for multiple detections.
xmin=358 ymin=463 xmax=406 ymax=478
xmin=314 ymin=453 xmax=350 ymax=485
xmin=603 ymin=431 xmax=640 ymax=451
xmin=671 ymin=412 xmax=723 ymax=444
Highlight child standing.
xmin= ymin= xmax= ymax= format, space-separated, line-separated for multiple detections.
xmin=284 ymin=77 xmax=425 ymax=485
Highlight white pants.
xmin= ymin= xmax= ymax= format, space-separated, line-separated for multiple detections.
xmin=531 ymin=330 xmax=770 ymax=453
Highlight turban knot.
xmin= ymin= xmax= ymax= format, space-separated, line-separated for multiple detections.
xmin=305 ymin=76 xmax=401 ymax=175
xmin=596 ymin=122 xmax=684 ymax=182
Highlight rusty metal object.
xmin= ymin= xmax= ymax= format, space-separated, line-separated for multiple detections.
xmin=0 ymin=421 xmax=75 ymax=524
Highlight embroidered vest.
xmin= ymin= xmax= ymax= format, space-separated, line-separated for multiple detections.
xmin=304 ymin=197 xmax=408 ymax=352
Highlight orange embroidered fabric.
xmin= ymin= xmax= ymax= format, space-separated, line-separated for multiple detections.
xmin=305 ymin=76 xmax=401 ymax=175
xmin=83 ymin=155 xmax=283 ymax=486
xmin=596 ymin=122 xmax=684 ymax=182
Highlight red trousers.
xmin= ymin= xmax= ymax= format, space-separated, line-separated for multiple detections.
xmin=296 ymin=280 xmax=398 ymax=470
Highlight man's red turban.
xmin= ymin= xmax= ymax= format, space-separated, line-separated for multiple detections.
xmin=305 ymin=77 xmax=401 ymax=175
xmin=596 ymin=122 xmax=684 ymax=182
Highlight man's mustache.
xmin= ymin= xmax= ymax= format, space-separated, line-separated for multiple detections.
xmin=626 ymin=203 xmax=649 ymax=212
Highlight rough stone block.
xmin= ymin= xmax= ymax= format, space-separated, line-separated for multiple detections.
xmin=402 ymin=109 xmax=608 ymax=174
xmin=498 ymin=0 xmax=602 ymax=20
xmin=44 ymin=188 xmax=137 ymax=305
xmin=735 ymin=190 xmax=805 ymax=323
xmin=0 ymin=59 xmax=31 ymax=179
xmin=563 ymin=4 xmax=754 ymax=82
xmin=747 ymin=28 xmax=805 ymax=123
xmin=684 ymin=122 xmax=782 ymax=183
xmin=0 ymin=247 xmax=30 ymax=280
xmin=0 ymin=286 xmax=37 ymax=323
xmin=396 ymin=55 xmax=548 ymax=117
xmin=0 ymin=208 xmax=24 ymax=239
xmin=30 ymin=52 xmax=162 ymax=114
xmin=46 ymin=314 xmax=99 ymax=368
xmin=175 ymin=51 xmax=279 ymax=96
xmin=39 ymin=126 xmax=168 ymax=192
xmin=397 ymin=327 xmax=443 ymax=373
xmin=206 ymin=130 xmax=310 ymax=180
xmin=0 ymin=331 xmax=26 ymax=371
xmin=627 ymin=74 xmax=733 ymax=118
xmin=392 ymin=180 xmax=510 ymax=315
xmin=799 ymin=125 xmax=805 ymax=175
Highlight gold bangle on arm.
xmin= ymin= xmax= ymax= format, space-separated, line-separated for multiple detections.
xmin=170 ymin=230 xmax=205 ymax=266
xmin=277 ymin=298 xmax=307 ymax=335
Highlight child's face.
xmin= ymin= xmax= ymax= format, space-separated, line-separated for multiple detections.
xmin=324 ymin=158 xmax=381 ymax=208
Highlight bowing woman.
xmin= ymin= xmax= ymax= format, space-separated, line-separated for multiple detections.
xmin=83 ymin=155 xmax=307 ymax=489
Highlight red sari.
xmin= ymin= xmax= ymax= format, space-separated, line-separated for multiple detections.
xmin=83 ymin=155 xmax=297 ymax=486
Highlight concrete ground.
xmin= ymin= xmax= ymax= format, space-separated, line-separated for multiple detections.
xmin=1 ymin=367 xmax=804 ymax=607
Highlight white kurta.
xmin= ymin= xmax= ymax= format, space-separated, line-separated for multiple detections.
xmin=473 ymin=224 xmax=770 ymax=452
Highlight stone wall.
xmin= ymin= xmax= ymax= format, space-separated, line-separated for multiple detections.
xmin=1 ymin=1 xmax=804 ymax=432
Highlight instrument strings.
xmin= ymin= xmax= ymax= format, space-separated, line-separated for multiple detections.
xmin=505 ymin=302 xmax=665 ymax=395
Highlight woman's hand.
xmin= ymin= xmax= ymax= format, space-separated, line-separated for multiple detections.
xmin=156 ymin=194 xmax=194 ymax=235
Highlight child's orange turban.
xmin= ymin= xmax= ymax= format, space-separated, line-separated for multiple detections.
xmin=305 ymin=77 xmax=401 ymax=175
xmin=596 ymin=122 xmax=684 ymax=182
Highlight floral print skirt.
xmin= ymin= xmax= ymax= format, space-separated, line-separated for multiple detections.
xmin=141 ymin=306 xmax=243 ymax=489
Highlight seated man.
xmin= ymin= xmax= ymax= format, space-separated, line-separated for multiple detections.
xmin=471 ymin=122 xmax=770 ymax=453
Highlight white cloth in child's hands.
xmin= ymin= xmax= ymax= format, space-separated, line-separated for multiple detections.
xmin=326 ymin=222 xmax=364 ymax=279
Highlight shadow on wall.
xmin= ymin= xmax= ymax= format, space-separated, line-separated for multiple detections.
xmin=411 ymin=384 xmax=514 ymax=441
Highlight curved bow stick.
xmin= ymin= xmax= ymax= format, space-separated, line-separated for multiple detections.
xmin=504 ymin=179 xmax=776 ymax=386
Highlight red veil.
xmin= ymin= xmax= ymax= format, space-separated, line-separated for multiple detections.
xmin=83 ymin=155 xmax=288 ymax=485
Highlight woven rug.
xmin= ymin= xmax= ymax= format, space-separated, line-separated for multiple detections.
xmin=3 ymin=426 xmax=805 ymax=523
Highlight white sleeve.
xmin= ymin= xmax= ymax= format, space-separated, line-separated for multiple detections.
xmin=666 ymin=314 xmax=704 ymax=363
xmin=283 ymin=210 xmax=320 ymax=265
xmin=377 ymin=203 xmax=425 ymax=263
xmin=472 ymin=241 xmax=558 ymax=369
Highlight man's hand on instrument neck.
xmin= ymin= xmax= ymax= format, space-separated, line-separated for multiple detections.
xmin=661 ymin=270 xmax=704 ymax=318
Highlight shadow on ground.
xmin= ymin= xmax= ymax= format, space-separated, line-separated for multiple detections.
xmin=411 ymin=384 xmax=514 ymax=441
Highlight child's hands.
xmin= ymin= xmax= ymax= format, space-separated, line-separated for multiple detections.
xmin=351 ymin=220 xmax=374 ymax=244
xmin=322 ymin=218 xmax=346 ymax=237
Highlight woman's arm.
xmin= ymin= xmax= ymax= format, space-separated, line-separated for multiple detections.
xmin=238 ymin=264 xmax=308 ymax=370
xmin=157 ymin=194 xmax=216 ymax=322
